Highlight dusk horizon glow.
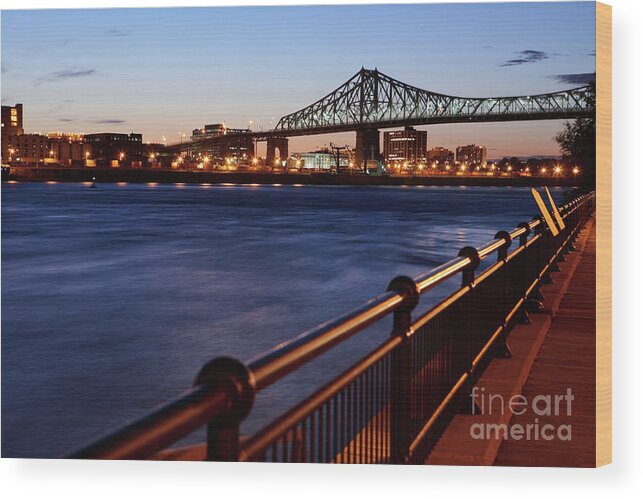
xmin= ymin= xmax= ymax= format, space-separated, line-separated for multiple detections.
xmin=1 ymin=2 xmax=595 ymax=158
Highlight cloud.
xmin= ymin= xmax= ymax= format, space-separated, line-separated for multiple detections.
xmin=35 ymin=68 xmax=96 ymax=85
xmin=55 ymin=69 xmax=96 ymax=79
xmin=500 ymin=50 xmax=550 ymax=67
xmin=93 ymin=119 xmax=126 ymax=124
xmin=105 ymin=28 xmax=130 ymax=37
xmin=59 ymin=118 xmax=76 ymax=122
xmin=550 ymin=72 xmax=596 ymax=85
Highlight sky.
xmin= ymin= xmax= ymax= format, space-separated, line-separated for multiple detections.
xmin=1 ymin=2 xmax=596 ymax=159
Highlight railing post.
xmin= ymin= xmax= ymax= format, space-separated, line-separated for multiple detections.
xmin=456 ymin=246 xmax=483 ymax=412
xmin=493 ymin=231 xmax=514 ymax=358
xmin=494 ymin=231 xmax=512 ymax=263
xmin=387 ymin=275 xmax=420 ymax=465
xmin=194 ymin=357 xmax=256 ymax=462
xmin=515 ymin=222 xmax=532 ymax=323
xmin=457 ymin=246 xmax=481 ymax=288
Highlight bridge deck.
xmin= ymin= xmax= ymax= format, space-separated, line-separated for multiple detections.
xmin=494 ymin=222 xmax=596 ymax=467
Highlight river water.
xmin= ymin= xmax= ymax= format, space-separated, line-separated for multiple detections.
xmin=1 ymin=181 xmax=566 ymax=457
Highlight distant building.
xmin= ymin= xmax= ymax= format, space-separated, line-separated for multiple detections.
xmin=187 ymin=124 xmax=254 ymax=163
xmin=427 ymin=147 xmax=455 ymax=164
xmin=191 ymin=123 xmax=252 ymax=141
xmin=47 ymin=133 xmax=91 ymax=165
xmin=3 ymin=133 xmax=50 ymax=164
xmin=1 ymin=103 xmax=23 ymax=136
xmin=299 ymin=148 xmax=350 ymax=170
xmin=192 ymin=123 xmax=225 ymax=141
xmin=84 ymin=133 xmax=143 ymax=165
xmin=456 ymin=144 xmax=487 ymax=165
xmin=142 ymin=142 xmax=171 ymax=167
xmin=1 ymin=103 xmax=25 ymax=162
xmin=383 ymin=127 xmax=427 ymax=164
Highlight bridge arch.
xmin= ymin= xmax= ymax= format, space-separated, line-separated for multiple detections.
xmin=266 ymin=137 xmax=289 ymax=167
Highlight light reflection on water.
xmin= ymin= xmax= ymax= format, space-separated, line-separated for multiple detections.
xmin=1 ymin=182 xmax=566 ymax=457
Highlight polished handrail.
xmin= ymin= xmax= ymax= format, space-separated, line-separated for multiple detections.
xmin=248 ymin=290 xmax=404 ymax=390
xmin=69 ymin=384 xmax=231 ymax=459
xmin=67 ymin=191 xmax=593 ymax=460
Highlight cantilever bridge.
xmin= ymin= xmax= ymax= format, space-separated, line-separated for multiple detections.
xmin=171 ymin=67 xmax=595 ymax=167
xmin=274 ymin=67 xmax=594 ymax=135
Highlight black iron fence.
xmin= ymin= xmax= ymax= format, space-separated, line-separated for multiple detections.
xmin=69 ymin=191 xmax=595 ymax=463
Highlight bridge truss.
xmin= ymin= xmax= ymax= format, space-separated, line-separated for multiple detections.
xmin=274 ymin=68 xmax=594 ymax=136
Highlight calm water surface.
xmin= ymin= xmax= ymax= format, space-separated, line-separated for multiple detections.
xmin=1 ymin=181 xmax=566 ymax=457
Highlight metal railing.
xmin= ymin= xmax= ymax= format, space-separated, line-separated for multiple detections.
xmin=69 ymin=191 xmax=595 ymax=463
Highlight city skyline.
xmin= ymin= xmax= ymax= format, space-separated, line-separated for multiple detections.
xmin=1 ymin=3 xmax=595 ymax=157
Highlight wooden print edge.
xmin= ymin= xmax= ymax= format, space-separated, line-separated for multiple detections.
xmin=595 ymin=0 xmax=612 ymax=467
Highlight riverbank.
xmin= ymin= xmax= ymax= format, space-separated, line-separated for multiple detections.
xmin=5 ymin=167 xmax=582 ymax=187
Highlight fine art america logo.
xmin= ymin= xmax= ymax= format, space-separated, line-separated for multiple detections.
xmin=469 ymin=387 xmax=574 ymax=442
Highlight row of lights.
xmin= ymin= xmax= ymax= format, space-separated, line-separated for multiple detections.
xmin=387 ymin=161 xmax=581 ymax=176
xmin=5 ymin=146 xmax=584 ymax=177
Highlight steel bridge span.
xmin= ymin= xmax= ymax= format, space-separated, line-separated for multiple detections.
xmin=170 ymin=67 xmax=595 ymax=167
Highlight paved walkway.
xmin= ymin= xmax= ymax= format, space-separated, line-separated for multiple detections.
xmin=494 ymin=222 xmax=596 ymax=467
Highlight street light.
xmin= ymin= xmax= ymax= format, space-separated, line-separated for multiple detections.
xmin=573 ymin=166 xmax=580 ymax=175
xmin=119 ymin=152 xmax=125 ymax=161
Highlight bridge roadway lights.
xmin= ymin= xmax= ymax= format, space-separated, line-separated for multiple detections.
xmin=355 ymin=128 xmax=380 ymax=173
xmin=266 ymin=137 xmax=289 ymax=167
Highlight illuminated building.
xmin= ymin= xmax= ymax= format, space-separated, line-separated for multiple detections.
xmin=427 ymin=147 xmax=455 ymax=164
xmin=299 ymin=149 xmax=350 ymax=170
xmin=1 ymin=103 xmax=25 ymax=162
xmin=3 ymin=133 xmax=49 ymax=164
xmin=47 ymin=133 xmax=91 ymax=166
xmin=456 ymin=144 xmax=487 ymax=165
xmin=187 ymin=124 xmax=253 ymax=163
xmin=1 ymin=103 xmax=23 ymax=136
xmin=383 ymin=127 xmax=427 ymax=164
xmin=84 ymin=133 xmax=143 ymax=166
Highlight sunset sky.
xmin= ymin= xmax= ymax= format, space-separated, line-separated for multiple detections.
xmin=1 ymin=2 xmax=596 ymax=158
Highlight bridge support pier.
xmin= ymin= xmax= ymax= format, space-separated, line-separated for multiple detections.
xmin=266 ymin=137 xmax=289 ymax=168
xmin=355 ymin=128 xmax=380 ymax=174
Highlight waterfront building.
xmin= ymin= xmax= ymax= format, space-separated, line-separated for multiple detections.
xmin=47 ymin=133 xmax=91 ymax=166
xmin=187 ymin=124 xmax=254 ymax=164
xmin=191 ymin=123 xmax=227 ymax=141
xmin=456 ymin=144 xmax=487 ymax=165
xmin=143 ymin=142 xmax=172 ymax=167
xmin=1 ymin=103 xmax=25 ymax=162
xmin=3 ymin=133 xmax=50 ymax=164
xmin=427 ymin=147 xmax=455 ymax=164
xmin=1 ymin=103 xmax=23 ymax=136
xmin=299 ymin=149 xmax=350 ymax=170
xmin=84 ymin=133 xmax=143 ymax=166
xmin=383 ymin=127 xmax=427 ymax=164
